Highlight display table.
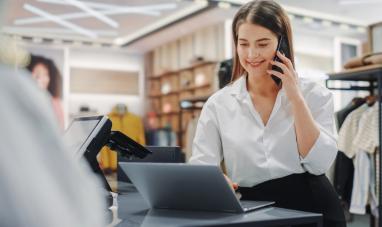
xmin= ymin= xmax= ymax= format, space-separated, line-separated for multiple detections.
xmin=112 ymin=191 xmax=323 ymax=227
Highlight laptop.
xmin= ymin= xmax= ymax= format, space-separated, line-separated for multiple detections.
xmin=119 ymin=162 xmax=274 ymax=213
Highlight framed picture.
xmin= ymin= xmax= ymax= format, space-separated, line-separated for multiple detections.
xmin=369 ymin=22 xmax=382 ymax=53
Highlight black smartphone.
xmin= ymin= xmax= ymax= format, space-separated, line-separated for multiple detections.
xmin=271 ymin=36 xmax=289 ymax=86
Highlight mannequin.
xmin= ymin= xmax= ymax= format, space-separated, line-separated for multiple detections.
xmin=100 ymin=103 xmax=146 ymax=173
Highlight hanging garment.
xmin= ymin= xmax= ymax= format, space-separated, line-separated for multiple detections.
xmin=370 ymin=151 xmax=378 ymax=217
xmin=333 ymin=152 xmax=354 ymax=207
xmin=352 ymin=104 xmax=379 ymax=155
xmin=333 ymin=98 xmax=364 ymax=206
xmin=337 ymin=104 xmax=369 ymax=158
xmin=100 ymin=108 xmax=146 ymax=171
xmin=349 ymin=151 xmax=370 ymax=215
xmin=335 ymin=97 xmax=365 ymax=130
xmin=349 ymin=104 xmax=379 ymax=216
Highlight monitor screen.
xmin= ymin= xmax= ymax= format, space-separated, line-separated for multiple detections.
xmin=63 ymin=116 xmax=105 ymax=158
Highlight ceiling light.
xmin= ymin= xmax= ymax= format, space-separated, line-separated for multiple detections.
xmin=357 ymin=27 xmax=366 ymax=33
xmin=321 ymin=20 xmax=332 ymax=27
xmin=302 ymin=17 xmax=314 ymax=24
xmin=23 ymin=4 xmax=98 ymax=38
xmin=339 ymin=24 xmax=350 ymax=30
xmin=62 ymin=0 xmax=119 ymax=28
xmin=194 ymin=0 xmax=209 ymax=6
xmin=339 ymin=0 xmax=382 ymax=5
xmin=53 ymin=39 xmax=63 ymax=45
xmin=16 ymin=3 xmax=176 ymax=25
xmin=218 ymin=2 xmax=231 ymax=9
xmin=33 ymin=37 xmax=43 ymax=43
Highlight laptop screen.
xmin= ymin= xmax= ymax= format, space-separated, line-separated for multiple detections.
xmin=63 ymin=116 xmax=106 ymax=158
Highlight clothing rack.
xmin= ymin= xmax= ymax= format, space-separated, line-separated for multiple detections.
xmin=178 ymin=96 xmax=209 ymax=147
xmin=326 ymin=64 xmax=382 ymax=227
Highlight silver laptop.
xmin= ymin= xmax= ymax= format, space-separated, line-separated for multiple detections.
xmin=119 ymin=162 xmax=274 ymax=213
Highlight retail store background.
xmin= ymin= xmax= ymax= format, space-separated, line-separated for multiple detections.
xmin=1 ymin=0 xmax=382 ymax=226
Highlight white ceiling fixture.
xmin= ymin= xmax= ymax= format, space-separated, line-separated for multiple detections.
xmin=23 ymin=4 xmax=97 ymax=38
xmin=2 ymin=27 xmax=118 ymax=37
xmin=61 ymin=0 xmax=119 ymax=28
xmin=114 ymin=1 xmax=209 ymax=46
xmin=15 ymin=2 xmax=177 ymax=25
xmin=339 ymin=0 xmax=382 ymax=4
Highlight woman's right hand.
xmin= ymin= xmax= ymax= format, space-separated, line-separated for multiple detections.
xmin=224 ymin=174 xmax=238 ymax=191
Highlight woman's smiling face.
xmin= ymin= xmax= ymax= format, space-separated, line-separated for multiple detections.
xmin=237 ymin=22 xmax=278 ymax=77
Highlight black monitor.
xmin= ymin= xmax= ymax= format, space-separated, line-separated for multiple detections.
xmin=63 ymin=116 xmax=110 ymax=159
xmin=117 ymin=146 xmax=185 ymax=183
xmin=64 ymin=115 xmax=152 ymax=193
xmin=64 ymin=116 xmax=113 ymax=191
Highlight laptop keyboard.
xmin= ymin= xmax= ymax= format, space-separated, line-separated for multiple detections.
xmin=240 ymin=200 xmax=257 ymax=209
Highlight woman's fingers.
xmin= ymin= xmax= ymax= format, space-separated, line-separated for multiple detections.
xmin=277 ymin=51 xmax=294 ymax=70
xmin=224 ymin=174 xmax=238 ymax=191
xmin=267 ymin=69 xmax=284 ymax=80
xmin=270 ymin=59 xmax=289 ymax=75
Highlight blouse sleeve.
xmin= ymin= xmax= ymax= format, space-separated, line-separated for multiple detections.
xmin=188 ymin=99 xmax=223 ymax=166
xmin=299 ymin=86 xmax=338 ymax=175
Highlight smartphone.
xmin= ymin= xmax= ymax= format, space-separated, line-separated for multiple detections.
xmin=271 ymin=36 xmax=288 ymax=86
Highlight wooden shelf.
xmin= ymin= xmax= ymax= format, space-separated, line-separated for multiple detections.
xmin=180 ymin=95 xmax=210 ymax=103
xmin=180 ymin=84 xmax=210 ymax=92
xmin=158 ymin=111 xmax=180 ymax=116
xmin=148 ymin=94 xmax=161 ymax=98
xmin=148 ymin=91 xmax=180 ymax=98
xmin=327 ymin=64 xmax=382 ymax=81
xmin=151 ymin=61 xmax=218 ymax=79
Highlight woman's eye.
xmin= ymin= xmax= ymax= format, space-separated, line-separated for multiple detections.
xmin=258 ymin=44 xmax=268 ymax=47
xmin=239 ymin=43 xmax=248 ymax=47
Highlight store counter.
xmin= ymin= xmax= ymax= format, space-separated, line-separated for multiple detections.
xmin=112 ymin=190 xmax=323 ymax=227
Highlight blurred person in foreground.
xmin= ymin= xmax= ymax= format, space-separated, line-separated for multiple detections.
xmin=0 ymin=0 xmax=107 ymax=226
xmin=26 ymin=55 xmax=65 ymax=128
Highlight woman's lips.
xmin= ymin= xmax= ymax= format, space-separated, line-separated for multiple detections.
xmin=246 ymin=60 xmax=265 ymax=67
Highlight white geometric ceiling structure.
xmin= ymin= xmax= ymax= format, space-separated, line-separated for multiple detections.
xmin=1 ymin=0 xmax=380 ymax=51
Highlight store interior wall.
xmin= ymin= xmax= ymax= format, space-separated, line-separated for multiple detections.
xmin=67 ymin=48 xmax=145 ymax=117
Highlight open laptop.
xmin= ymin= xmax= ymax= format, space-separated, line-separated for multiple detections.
xmin=119 ymin=162 xmax=274 ymax=213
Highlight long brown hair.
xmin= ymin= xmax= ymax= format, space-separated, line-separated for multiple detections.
xmin=231 ymin=0 xmax=295 ymax=82
xmin=26 ymin=55 xmax=62 ymax=98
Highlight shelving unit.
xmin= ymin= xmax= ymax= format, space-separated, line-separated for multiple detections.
xmin=147 ymin=61 xmax=218 ymax=146
xmin=326 ymin=64 xmax=382 ymax=227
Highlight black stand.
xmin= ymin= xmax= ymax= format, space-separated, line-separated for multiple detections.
xmin=83 ymin=118 xmax=152 ymax=193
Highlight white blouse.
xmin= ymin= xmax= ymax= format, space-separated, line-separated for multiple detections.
xmin=189 ymin=75 xmax=338 ymax=187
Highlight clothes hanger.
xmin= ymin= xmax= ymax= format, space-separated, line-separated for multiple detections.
xmin=116 ymin=103 xmax=128 ymax=115
xmin=365 ymin=95 xmax=377 ymax=106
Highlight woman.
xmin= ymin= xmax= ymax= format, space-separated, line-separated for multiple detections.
xmin=189 ymin=1 xmax=345 ymax=226
xmin=27 ymin=55 xmax=65 ymax=128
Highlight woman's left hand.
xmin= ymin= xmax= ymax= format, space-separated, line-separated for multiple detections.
xmin=267 ymin=51 xmax=303 ymax=104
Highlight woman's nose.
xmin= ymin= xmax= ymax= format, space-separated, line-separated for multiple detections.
xmin=248 ymin=48 xmax=260 ymax=59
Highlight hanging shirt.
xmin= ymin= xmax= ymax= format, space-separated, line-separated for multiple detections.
xmin=353 ymin=103 xmax=379 ymax=154
xmin=337 ymin=104 xmax=369 ymax=158
xmin=189 ymin=75 xmax=337 ymax=187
